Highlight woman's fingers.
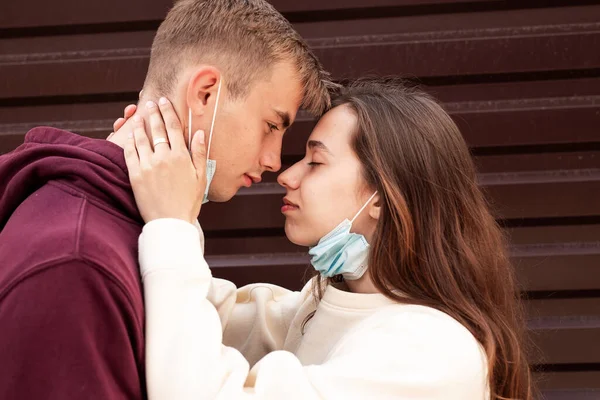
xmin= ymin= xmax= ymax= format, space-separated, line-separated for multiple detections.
xmin=124 ymin=104 xmax=137 ymax=119
xmin=124 ymin=131 xmax=140 ymax=180
xmin=158 ymin=97 xmax=186 ymax=152
xmin=190 ymin=129 xmax=207 ymax=180
xmin=112 ymin=118 xmax=125 ymax=134
xmin=109 ymin=104 xmax=138 ymax=139
xmin=146 ymin=101 xmax=171 ymax=154
xmin=133 ymin=116 xmax=153 ymax=164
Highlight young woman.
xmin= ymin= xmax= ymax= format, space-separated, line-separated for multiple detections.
xmin=123 ymin=78 xmax=532 ymax=399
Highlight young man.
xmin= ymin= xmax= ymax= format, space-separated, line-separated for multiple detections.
xmin=0 ymin=1 xmax=333 ymax=398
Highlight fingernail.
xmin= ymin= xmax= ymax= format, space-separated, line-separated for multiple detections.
xmin=133 ymin=115 xmax=141 ymax=123
xmin=197 ymin=130 xmax=204 ymax=144
xmin=146 ymin=101 xmax=156 ymax=109
xmin=128 ymin=132 xmax=134 ymax=138
xmin=159 ymin=97 xmax=168 ymax=105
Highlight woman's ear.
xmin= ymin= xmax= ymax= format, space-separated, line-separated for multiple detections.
xmin=368 ymin=193 xmax=382 ymax=220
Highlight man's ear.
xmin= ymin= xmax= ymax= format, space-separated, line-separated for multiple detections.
xmin=186 ymin=66 xmax=222 ymax=118
xmin=368 ymin=193 xmax=382 ymax=221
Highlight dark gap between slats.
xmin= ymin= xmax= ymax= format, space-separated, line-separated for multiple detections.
xmin=3 ymin=0 xmax=596 ymax=38
xmin=532 ymin=363 xmax=600 ymax=373
xmin=203 ymin=227 xmax=285 ymax=239
xmin=284 ymin=0 xmax=600 ymax=24
xmin=202 ymin=216 xmax=600 ymax=240
xmin=0 ymin=92 xmax=139 ymax=108
xmin=500 ymin=216 xmax=600 ymax=229
xmin=3 ymin=68 xmax=600 ymax=109
xmin=415 ymin=68 xmax=600 ymax=87
xmin=523 ymin=290 xmax=600 ymax=300
xmin=282 ymin=142 xmax=600 ymax=165
xmin=1 ymin=0 xmax=598 ymax=39
xmin=0 ymin=21 xmax=162 ymax=40
xmin=471 ymin=142 xmax=600 ymax=157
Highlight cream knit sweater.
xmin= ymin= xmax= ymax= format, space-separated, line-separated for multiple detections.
xmin=139 ymin=218 xmax=489 ymax=400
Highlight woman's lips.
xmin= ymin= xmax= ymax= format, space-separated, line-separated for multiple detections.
xmin=281 ymin=204 xmax=298 ymax=213
xmin=282 ymin=197 xmax=299 ymax=213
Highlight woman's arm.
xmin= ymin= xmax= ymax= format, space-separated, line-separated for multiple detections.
xmin=153 ymin=218 xmax=311 ymax=366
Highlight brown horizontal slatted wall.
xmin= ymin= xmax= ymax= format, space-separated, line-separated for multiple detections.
xmin=1 ymin=1 xmax=599 ymax=398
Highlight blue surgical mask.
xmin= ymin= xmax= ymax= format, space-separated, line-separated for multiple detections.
xmin=189 ymin=79 xmax=222 ymax=204
xmin=308 ymin=191 xmax=378 ymax=280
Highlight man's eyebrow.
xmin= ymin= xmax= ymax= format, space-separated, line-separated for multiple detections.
xmin=307 ymin=140 xmax=333 ymax=155
xmin=273 ymin=109 xmax=291 ymax=129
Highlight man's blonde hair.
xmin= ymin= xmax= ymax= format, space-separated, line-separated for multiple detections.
xmin=144 ymin=0 xmax=336 ymax=115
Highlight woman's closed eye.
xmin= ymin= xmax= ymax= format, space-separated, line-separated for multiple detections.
xmin=307 ymin=161 xmax=322 ymax=167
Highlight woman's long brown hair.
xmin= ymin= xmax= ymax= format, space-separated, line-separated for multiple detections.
xmin=307 ymin=78 xmax=533 ymax=399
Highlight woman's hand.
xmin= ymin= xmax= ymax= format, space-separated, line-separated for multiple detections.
xmin=107 ymin=104 xmax=137 ymax=140
xmin=124 ymin=98 xmax=207 ymax=224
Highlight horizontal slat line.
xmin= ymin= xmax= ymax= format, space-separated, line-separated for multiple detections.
xmin=524 ymin=290 xmax=600 ymax=300
xmin=309 ymin=22 xmax=600 ymax=49
xmin=2 ymin=94 xmax=596 ymax=134
xmin=282 ymin=144 xmax=600 ymax=166
xmin=0 ymin=21 xmax=163 ymax=39
xmin=2 ymin=33 xmax=600 ymax=100
xmin=528 ymin=316 xmax=600 ymax=330
xmin=2 ymin=70 xmax=600 ymax=108
xmin=6 ymin=1 xmax=599 ymax=35
xmin=478 ymin=169 xmax=600 ymax=186
xmin=533 ymin=364 xmax=600 ymax=373
xmin=446 ymin=95 xmax=600 ymax=113
xmin=0 ymin=92 xmax=138 ymax=108
xmin=233 ymin=168 xmax=600 ymax=197
xmin=284 ymin=1 xmax=600 ymax=25
xmin=204 ymin=240 xmax=600 ymax=268
xmin=512 ymin=242 xmax=600 ymax=257
xmin=0 ymin=1 xmax=498 ymax=34
xmin=540 ymin=389 xmax=600 ymax=400
xmin=471 ymin=142 xmax=600 ymax=157
xmin=204 ymin=228 xmax=286 ymax=239
xmin=282 ymin=0 xmax=502 ymax=22
xmin=4 ymin=23 xmax=598 ymax=65
xmin=200 ymin=217 xmax=600 ymax=238
xmin=0 ymin=48 xmax=149 ymax=65
xmin=500 ymin=217 xmax=600 ymax=229
xmin=205 ymin=252 xmax=310 ymax=268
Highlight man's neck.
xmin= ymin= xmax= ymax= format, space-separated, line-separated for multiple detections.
xmin=107 ymin=102 xmax=155 ymax=149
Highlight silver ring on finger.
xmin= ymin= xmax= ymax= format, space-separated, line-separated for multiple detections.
xmin=153 ymin=138 xmax=170 ymax=148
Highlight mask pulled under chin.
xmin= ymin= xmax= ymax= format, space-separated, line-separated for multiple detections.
xmin=308 ymin=191 xmax=378 ymax=280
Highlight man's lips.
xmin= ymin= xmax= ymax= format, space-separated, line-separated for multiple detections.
xmin=245 ymin=174 xmax=262 ymax=184
xmin=243 ymin=174 xmax=262 ymax=187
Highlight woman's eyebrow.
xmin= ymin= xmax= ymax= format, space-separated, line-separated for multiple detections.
xmin=307 ymin=140 xmax=333 ymax=155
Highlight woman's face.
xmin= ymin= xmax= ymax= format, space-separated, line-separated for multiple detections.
xmin=277 ymin=105 xmax=378 ymax=247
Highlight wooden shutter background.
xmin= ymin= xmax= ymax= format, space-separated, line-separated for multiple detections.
xmin=1 ymin=1 xmax=599 ymax=398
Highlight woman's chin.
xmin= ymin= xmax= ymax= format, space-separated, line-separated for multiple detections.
xmin=284 ymin=224 xmax=318 ymax=247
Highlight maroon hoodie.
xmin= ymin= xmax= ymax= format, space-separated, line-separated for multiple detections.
xmin=0 ymin=127 xmax=146 ymax=399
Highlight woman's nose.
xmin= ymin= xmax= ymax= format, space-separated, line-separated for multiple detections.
xmin=277 ymin=163 xmax=302 ymax=189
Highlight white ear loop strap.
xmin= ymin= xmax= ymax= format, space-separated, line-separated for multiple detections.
xmin=188 ymin=79 xmax=223 ymax=157
xmin=351 ymin=191 xmax=378 ymax=223
xmin=206 ymin=80 xmax=222 ymax=157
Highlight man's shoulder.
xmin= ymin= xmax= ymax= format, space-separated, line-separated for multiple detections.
xmin=0 ymin=182 xmax=143 ymax=303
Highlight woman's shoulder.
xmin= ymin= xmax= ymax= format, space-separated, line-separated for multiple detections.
xmin=364 ymin=303 xmax=487 ymax=370
xmin=328 ymin=302 xmax=489 ymax=398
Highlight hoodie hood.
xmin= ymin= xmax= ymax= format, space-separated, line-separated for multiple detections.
xmin=0 ymin=127 xmax=142 ymax=230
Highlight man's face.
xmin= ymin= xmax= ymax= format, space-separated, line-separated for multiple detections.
xmin=205 ymin=61 xmax=303 ymax=202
